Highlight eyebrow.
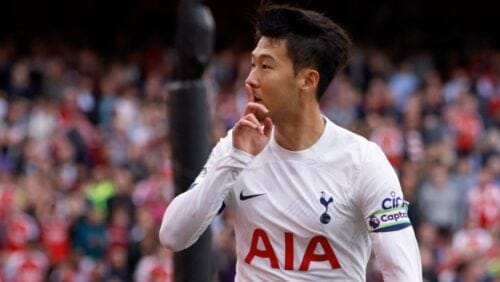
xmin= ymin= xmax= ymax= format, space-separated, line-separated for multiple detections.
xmin=251 ymin=53 xmax=277 ymax=63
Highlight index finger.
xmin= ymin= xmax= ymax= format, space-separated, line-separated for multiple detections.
xmin=245 ymin=83 xmax=255 ymax=103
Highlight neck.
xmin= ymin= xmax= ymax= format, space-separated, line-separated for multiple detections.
xmin=273 ymin=105 xmax=325 ymax=151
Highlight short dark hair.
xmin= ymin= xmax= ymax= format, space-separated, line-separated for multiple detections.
xmin=255 ymin=4 xmax=351 ymax=100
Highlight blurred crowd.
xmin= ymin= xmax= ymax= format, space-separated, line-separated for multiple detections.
xmin=0 ymin=36 xmax=498 ymax=282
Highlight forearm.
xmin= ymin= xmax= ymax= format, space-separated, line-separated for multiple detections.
xmin=371 ymin=227 xmax=422 ymax=281
xmin=159 ymin=148 xmax=253 ymax=251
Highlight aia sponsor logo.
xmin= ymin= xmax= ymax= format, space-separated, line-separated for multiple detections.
xmin=245 ymin=228 xmax=341 ymax=271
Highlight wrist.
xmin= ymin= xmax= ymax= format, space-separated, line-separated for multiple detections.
xmin=230 ymin=147 xmax=255 ymax=164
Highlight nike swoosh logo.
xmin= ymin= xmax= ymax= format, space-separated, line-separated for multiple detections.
xmin=239 ymin=191 xmax=266 ymax=201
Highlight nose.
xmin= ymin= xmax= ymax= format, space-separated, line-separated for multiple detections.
xmin=245 ymin=68 xmax=258 ymax=89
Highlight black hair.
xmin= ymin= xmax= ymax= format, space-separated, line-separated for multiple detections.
xmin=255 ymin=4 xmax=351 ymax=100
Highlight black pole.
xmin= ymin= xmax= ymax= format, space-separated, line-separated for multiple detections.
xmin=168 ymin=0 xmax=215 ymax=281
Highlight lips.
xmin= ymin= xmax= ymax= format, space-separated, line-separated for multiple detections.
xmin=253 ymin=94 xmax=262 ymax=102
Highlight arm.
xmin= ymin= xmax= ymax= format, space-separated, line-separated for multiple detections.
xmin=159 ymin=85 xmax=272 ymax=251
xmin=355 ymin=142 xmax=422 ymax=281
xmin=159 ymin=134 xmax=254 ymax=251
xmin=371 ymin=227 xmax=422 ymax=281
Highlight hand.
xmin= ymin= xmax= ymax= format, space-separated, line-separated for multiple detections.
xmin=232 ymin=84 xmax=273 ymax=156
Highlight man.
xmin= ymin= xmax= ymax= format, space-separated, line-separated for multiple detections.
xmin=160 ymin=4 xmax=422 ymax=281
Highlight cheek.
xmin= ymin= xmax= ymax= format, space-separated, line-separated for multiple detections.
xmin=279 ymin=78 xmax=299 ymax=100
xmin=261 ymin=72 xmax=297 ymax=103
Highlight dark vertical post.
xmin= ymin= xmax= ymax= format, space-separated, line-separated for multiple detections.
xmin=168 ymin=0 xmax=215 ymax=281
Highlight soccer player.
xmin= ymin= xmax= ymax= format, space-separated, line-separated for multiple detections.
xmin=160 ymin=4 xmax=422 ymax=281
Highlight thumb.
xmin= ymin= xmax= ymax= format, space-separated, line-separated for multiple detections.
xmin=262 ymin=117 xmax=273 ymax=137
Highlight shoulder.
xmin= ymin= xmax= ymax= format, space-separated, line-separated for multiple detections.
xmin=324 ymin=119 xmax=382 ymax=166
xmin=310 ymin=119 xmax=384 ymax=190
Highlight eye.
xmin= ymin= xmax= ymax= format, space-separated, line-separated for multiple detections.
xmin=251 ymin=62 xmax=256 ymax=68
xmin=262 ymin=64 xmax=272 ymax=70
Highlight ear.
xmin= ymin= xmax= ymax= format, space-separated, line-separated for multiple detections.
xmin=298 ymin=68 xmax=320 ymax=93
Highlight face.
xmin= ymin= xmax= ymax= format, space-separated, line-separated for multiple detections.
xmin=245 ymin=37 xmax=302 ymax=123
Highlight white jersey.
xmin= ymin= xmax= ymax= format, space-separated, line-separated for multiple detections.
xmin=160 ymin=118 xmax=422 ymax=281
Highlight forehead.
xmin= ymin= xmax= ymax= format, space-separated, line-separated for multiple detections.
xmin=251 ymin=37 xmax=290 ymax=61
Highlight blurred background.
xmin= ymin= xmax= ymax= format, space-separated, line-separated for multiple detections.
xmin=0 ymin=0 xmax=498 ymax=281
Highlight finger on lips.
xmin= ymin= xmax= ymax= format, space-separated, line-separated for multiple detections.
xmin=245 ymin=84 xmax=269 ymax=120
xmin=243 ymin=84 xmax=269 ymax=132
xmin=245 ymin=84 xmax=255 ymax=102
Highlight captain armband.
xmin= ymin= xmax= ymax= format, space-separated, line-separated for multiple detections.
xmin=366 ymin=191 xmax=412 ymax=232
